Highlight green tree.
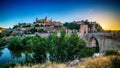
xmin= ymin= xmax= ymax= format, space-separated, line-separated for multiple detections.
xmin=29 ymin=28 xmax=37 ymax=34
xmin=0 ymin=39 xmax=5 ymax=46
xmin=22 ymin=36 xmax=33 ymax=48
xmin=66 ymin=33 xmax=86 ymax=60
xmin=63 ymin=22 xmax=80 ymax=30
xmin=32 ymin=36 xmax=47 ymax=63
xmin=13 ymin=25 xmax=19 ymax=29
xmin=8 ymin=36 xmax=23 ymax=50
xmin=47 ymin=33 xmax=59 ymax=61
xmin=0 ymin=33 xmax=4 ymax=38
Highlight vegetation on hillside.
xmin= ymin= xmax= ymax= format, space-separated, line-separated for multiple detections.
xmin=0 ymin=39 xmax=5 ymax=46
xmin=63 ymin=22 xmax=80 ymax=30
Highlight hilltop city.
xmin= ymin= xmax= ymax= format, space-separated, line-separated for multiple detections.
xmin=0 ymin=17 xmax=103 ymax=37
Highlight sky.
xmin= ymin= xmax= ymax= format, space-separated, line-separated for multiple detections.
xmin=0 ymin=0 xmax=120 ymax=30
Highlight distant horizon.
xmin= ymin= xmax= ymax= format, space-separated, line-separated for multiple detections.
xmin=0 ymin=0 xmax=120 ymax=30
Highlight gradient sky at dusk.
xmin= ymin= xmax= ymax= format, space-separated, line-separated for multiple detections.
xmin=0 ymin=0 xmax=120 ymax=30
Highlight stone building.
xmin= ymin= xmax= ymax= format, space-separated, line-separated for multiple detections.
xmin=79 ymin=24 xmax=88 ymax=34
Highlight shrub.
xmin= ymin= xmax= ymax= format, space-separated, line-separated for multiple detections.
xmin=8 ymin=36 xmax=23 ymax=50
xmin=104 ymin=50 xmax=120 ymax=56
xmin=0 ymin=63 xmax=16 ymax=68
xmin=79 ymin=48 xmax=94 ymax=58
xmin=85 ymin=56 xmax=120 ymax=68
xmin=22 ymin=36 xmax=33 ymax=48
xmin=29 ymin=28 xmax=37 ymax=34
xmin=0 ymin=33 xmax=4 ymax=38
xmin=110 ymin=56 xmax=120 ymax=68
xmin=0 ymin=39 xmax=5 ymax=46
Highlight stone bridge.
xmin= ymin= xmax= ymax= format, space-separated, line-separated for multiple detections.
xmin=78 ymin=33 xmax=120 ymax=52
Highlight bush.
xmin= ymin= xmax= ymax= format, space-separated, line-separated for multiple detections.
xmin=79 ymin=48 xmax=94 ymax=58
xmin=0 ymin=33 xmax=4 ymax=38
xmin=85 ymin=56 xmax=120 ymax=68
xmin=29 ymin=28 xmax=37 ymax=34
xmin=8 ymin=36 xmax=23 ymax=50
xmin=104 ymin=50 xmax=120 ymax=56
xmin=22 ymin=36 xmax=33 ymax=48
xmin=63 ymin=22 xmax=80 ymax=30
xmin=110 ymin=56 xmax=120 ymax=68
xmin=0 ymin=39 xmax=5 ymax=46
xmin=35 ymin=24 xmax=40 ymax=27
xmin=0 ymin=63 xmax=16 ymax=68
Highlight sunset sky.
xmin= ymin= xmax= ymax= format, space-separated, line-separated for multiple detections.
xmin=0 ymin=0 xmax=120 ymax=30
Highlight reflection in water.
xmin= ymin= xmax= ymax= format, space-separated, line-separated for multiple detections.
xmin=0 ymin=47 xmax=42 ymax=65
xmin=0 ymin=48 xmax=25 ymax=64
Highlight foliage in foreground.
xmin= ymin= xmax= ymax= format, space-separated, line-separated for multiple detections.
xmin=0 ymin=63 xmax=16 ymax=68
xmin=84 ymin=56 xmax=120 ymax=68
xmin=104 ymin=49 xmax=120 ymax=56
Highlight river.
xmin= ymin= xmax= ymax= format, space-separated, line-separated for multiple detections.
xmin=0 ymin=48 xmax=26 ymax=65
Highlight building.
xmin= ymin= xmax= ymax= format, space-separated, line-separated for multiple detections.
xmin=79 ymin=24 xmax=88 ymax=34
xmin=35 ymin=16 xmax=63 ymax=33
xmin=73 ymin=20 xmax=100 ymax=33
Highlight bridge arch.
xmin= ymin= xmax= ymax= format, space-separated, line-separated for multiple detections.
xmin=88 ymin=36 xmax=99 ymax=53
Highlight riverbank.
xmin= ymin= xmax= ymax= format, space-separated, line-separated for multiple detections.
xmin=1 ymin=55 xmax=120 ymax=68
xmin=15 ymin=55 xmax=120 ymax=68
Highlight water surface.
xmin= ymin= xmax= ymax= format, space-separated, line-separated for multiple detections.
xmin=0 ymin=48 xmax=25 ymax=64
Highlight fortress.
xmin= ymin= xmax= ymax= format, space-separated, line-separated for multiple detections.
xmin=35 ymin=16 xmax=62 ymax=28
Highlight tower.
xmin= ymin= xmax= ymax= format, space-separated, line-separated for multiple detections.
xmin=80 ymin=24 xmax=88 ymax=34
xmin=45 ymin=16 xmax=49 ymax=22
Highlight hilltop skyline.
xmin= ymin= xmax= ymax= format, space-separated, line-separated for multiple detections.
xmin=0 ymin=0 xmax=120 ymax=30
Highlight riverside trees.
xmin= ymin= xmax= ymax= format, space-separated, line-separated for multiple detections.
xmin=7 ymin=29 xmax=94 ymax=63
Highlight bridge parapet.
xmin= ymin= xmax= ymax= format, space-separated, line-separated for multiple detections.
xmin=88 ymin=33 xmax=112 ymax=36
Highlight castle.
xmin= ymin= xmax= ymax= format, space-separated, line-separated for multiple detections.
xmin=35 ymin=16 xmax=62 ymax=27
